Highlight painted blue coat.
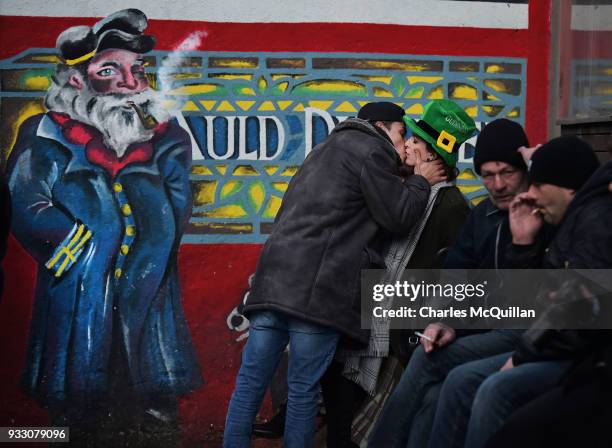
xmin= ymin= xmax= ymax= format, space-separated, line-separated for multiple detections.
xmin=7 ymin=113 xmax=203 ymax=407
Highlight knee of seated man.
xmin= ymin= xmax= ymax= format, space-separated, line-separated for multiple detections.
xmin=444 ymin=362 xmax=486 ymax=391
xmin=405 ymin=345 xmax=441 ymax=373
xmin=471 ymin=371 xmax=509 ymax=409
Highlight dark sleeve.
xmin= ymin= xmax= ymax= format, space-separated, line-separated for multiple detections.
xmin=443 ymin=207 xmax=478 ymax=268
xmin=504 ymin=240 xmax=545 ymax=269
xmin=566 ymin=203 xmax=612 ymax=268
xmin=359 ymin=149 xmax=430 ymax=235
xmin=441 ymin=194 xmax=470 ymax=249
xmin=423 ymin=190 xmax=469 ymax=267
xmin=513 ymin=204 xmax=612 ymax=364
xmin=513 ymin=329 xmax=593 ymax=365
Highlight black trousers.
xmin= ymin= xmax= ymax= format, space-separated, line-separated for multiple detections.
xmin=320 ymin=361 xmax=367 ymax=448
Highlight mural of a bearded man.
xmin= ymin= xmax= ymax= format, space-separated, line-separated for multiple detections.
xmin=6 ymin=8 xmax=203 ymax=445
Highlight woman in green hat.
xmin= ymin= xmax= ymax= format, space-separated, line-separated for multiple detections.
xmin=403 ymin=99 xmax=475 ymax=186
xmin=335 ymin=99 xmax=476 ymax=447
xmin=386 ymin=99 xmax=476 ymax=369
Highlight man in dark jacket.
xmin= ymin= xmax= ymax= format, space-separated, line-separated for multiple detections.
xmin=484 ymin=162 xmax=612 ymax=448
xmin=426 ymin=136 xmax=606 ymax=448
xmin=503 ymin=138 xmax=610 ymax=364
xmin=445 ymin=118 xmax=530 ymax=270
xmin=369 ymin=118 xmax=531 ymax=448
xmin=223 ymin=102 xmax=446 ymax=448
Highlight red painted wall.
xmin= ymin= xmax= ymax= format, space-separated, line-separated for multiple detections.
xmin=0 ymin=2 xmax=551 ymax=445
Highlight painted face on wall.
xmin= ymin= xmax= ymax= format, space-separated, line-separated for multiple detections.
xmin=86 ymin=49 xmax=149 ymax=95
xmin=527 ymin=183 xmax=575 ymax=225
xmin=404 ymin=134 xmax=436 ymax=167
xmin=59 ymin=47 xmax=168 ymax=156
xmin=480 ymin=161 xmax=529 ymax=211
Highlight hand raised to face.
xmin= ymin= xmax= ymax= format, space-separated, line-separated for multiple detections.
xmin=414 ymin=150 xmax=447 ymax=186
xmin=509 ymin=191 xmax=544 ymax=245
xmin=517 ymin=144 xmax=542 ymax=165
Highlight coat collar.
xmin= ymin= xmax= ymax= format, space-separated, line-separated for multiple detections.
xmin=483 ymin=197 xmax=503 ymax=217
xmin=37 ymin=112 xmax=173 ymax=179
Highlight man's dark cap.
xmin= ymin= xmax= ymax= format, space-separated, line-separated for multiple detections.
xmin=57 ymin=9 xmax=155 ymax=66
xmin=474 ymin=118 xmax=529 ymax=174
xmin=358 ymin=102 xmax=405 ymax=122
xmin=529 ymin=136 xmax=600 ymax=191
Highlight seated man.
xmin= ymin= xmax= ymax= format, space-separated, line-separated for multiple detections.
xmin=427 ymin=135 xmax=607 ymax=448
xmin=484 ymin=184 xmax=612 ymax=445
xmin=368 ymin=118 xmax=531 ymax=448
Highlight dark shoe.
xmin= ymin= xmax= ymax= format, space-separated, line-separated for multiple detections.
xmin=252 ymin=403 xmax=286 ymax=439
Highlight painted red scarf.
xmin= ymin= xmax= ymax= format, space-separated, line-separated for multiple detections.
xmin=49 ymin=112 xmax=167 ymax=179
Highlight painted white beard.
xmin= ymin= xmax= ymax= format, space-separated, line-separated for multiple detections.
xmin=46 ymin=82 xmax=170 ymax=157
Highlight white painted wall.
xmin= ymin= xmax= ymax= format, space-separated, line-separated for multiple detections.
xmin=572 ymin=5 xmax=612 ymax=31
xmin=0 ymin=0 xmax=528 ymax=28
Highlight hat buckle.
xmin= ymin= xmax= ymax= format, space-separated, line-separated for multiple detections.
xmin=437 ymin=130 xmax=456 ymax=154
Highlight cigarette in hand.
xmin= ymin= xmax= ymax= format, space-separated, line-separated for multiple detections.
xmin=415 ymin=331 xmax=433 ymax=342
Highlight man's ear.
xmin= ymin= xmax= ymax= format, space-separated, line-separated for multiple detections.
xmin=68 ymin=71 xmax=85 ymax=90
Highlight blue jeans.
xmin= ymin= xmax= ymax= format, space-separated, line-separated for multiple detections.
xmin=428 ymin=354 xmax=571 ymax=448
xmin=368 ymin=330 xmax=522 ymax=448
xmin=223 ymin=311 xmax=339 ymax=448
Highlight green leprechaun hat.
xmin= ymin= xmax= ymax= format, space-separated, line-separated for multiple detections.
xmin=403 ymin=99 xmax=476 ymax=168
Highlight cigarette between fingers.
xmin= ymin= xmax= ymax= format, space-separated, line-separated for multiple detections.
xmin=415 ymin=331 xmax=434 ymax=342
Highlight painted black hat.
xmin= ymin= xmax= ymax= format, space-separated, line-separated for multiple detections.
xmin=56 ymin=9 xmax=155 ymax=66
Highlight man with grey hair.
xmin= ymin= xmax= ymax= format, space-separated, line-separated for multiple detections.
xmin=7 ymin=9 xmax=202 ymax=446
